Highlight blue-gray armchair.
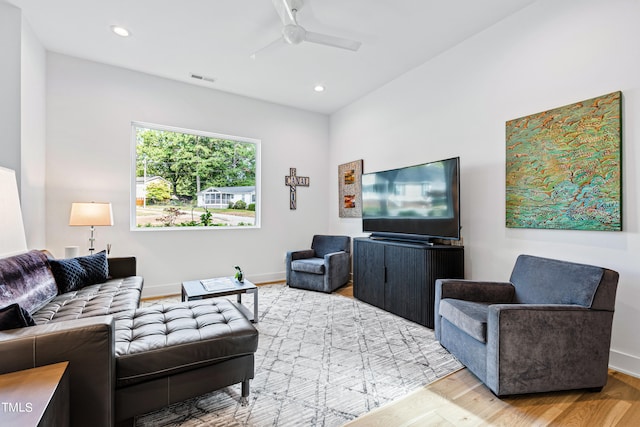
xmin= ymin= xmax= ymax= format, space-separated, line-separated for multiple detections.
xmin=286 ymin=235 xmax=351 ymax=293
xmin=435 ymin=254 xmax=619 ymax=396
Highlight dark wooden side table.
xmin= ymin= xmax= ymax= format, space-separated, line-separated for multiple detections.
xmin=0 ymin=361 xmax=70 ymax=427
xmin=182 ymin=276 xmax=259 ymax=323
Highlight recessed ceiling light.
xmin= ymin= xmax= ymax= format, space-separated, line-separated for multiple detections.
xmin=111 ymin=25 xmax=130 ymax=37
xmin=314 ymin=85 xmax=325 ymax=93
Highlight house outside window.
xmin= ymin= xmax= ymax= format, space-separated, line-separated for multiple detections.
xmin=197 ymin=186 xmax=255 ymax=209
xmin=131 ymin=122 xmax=260 ymax=229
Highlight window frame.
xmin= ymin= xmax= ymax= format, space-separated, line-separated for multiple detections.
xmin=130 ymin=121 xmax=261 ymax=231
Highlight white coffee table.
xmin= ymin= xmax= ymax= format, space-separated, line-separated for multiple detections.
xmin=181 ymin=276 xmax=258 ymax=323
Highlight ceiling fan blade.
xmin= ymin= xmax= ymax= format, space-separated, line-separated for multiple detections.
xmin=304 ymin=31 xmax=361 ymax=51
xmin=281 ymin=0 xmax=296 ymax=22
xmin=250 ymin=37 xmax=284 ymax=59
xmin=271 ymin=0 xmax=294 ymax=25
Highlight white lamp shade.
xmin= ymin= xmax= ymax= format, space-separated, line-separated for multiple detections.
xmin=0 ymin=167 xmax=28 ymax=258
xmin=69 ymin=202 xmax=114 ymax=226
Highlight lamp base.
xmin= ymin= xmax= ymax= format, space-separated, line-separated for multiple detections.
xmin=89 ymin=225 xmax=96 ymax=254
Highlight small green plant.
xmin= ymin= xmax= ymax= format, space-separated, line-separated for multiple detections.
xmin=247 ymin=203 xmax=255 ymax=211
xmin=233 ymin=200 xmax=247 ymax=210
xmin=200 ymin=208 xmax=212 ymax=226
xmin=234 ymin=265 xmax=244 ymax=282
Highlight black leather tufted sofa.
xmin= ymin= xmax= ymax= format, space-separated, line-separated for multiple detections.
xmin=0 ymin=250 xmax=259 ymax=427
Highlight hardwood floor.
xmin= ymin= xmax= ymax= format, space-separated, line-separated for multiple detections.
xmin=335 ymin=281 xmax=354 ymax=298
xmin=346 ymin=367 xmax=640 ymax=426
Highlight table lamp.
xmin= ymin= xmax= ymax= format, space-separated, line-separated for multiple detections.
xmin=0 ymin=167 xmax=28 ymax=258
xmin=69 ymin=202 xmax=113 ymax=254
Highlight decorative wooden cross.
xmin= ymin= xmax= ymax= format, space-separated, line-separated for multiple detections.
xmin=285 ymin=168 xmax=309 ymax=210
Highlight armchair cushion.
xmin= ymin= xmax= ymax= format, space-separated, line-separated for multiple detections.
xmin=510 ymin=254 xmax=603 ymax=306
xmin=291 ymin=258 xmax=325 ymax=275
xmin=434 ymin=279 xmax=515 ymax=342
xmin=311 ymin=235 xmax=350 ymax=257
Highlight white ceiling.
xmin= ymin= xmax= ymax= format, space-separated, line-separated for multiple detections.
xmin=7 ymin=0 xmax=536 ymax=114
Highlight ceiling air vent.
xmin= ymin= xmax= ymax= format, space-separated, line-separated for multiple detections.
xmin=190 ymin=74 xmax=215 ymax=83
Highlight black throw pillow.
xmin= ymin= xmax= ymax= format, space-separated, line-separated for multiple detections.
xmin=49 ymin=250 xmax=109 ymax=293
xmin=0 ymin=303 xmax=36 ymax=331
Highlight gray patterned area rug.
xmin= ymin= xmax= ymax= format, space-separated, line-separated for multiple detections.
xmin=137 ymin=284 xmax=461 ymax=426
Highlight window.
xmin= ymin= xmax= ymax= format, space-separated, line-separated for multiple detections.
xmin=131 ymin=122 xmax=260 ymax=230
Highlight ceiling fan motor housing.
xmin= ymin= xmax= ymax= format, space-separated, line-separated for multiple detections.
xmin=283 ymin=24 xmax=306 ymax=44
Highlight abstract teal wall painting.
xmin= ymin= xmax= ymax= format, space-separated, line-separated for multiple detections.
xmin=506 ymin=91 xmax=622 ymax=231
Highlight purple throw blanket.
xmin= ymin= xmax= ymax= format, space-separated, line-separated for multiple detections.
xmin=0 ymin=250 xmax=58 ymax=314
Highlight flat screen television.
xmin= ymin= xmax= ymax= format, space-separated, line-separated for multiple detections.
xmin=361 ymin=156 xmax=460 ymax=242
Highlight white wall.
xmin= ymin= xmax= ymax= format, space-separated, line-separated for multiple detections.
xmin=46 ymin=53 xmax=329 ymax=296
xmin=329 ymin=0 xmax=640 ymax=376
xmin=0 ymin=2 xmax=22 ymax=177
xmin=0 ymin=4 xmax=47 ymax=249
xmin=20 ymin=16 xmax=47 ymax=249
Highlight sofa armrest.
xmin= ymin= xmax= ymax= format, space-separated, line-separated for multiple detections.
xmin=0 ymin=316 xmax=116 ymax=427
xmin=108 ymin=256 xmax=137 ymax=279
xmin=486 ymin=304 xmax=614 ymax=395
xmin=324 ymin=251 xmax=349 ymax=270
xmin=288 ymin=249 xmax=315 ymax=261
xmin=285 ymin=250 xmax=315 ymax=285
xmin=324 ymin=250 xmax=349 ymax=263
xmin=436 ymin=279 xmax=515 ymax=303
xmin=325 ymin=250 xmax=350 ymax=280
xmin=434 ymin=279 xmax=515 ymax=340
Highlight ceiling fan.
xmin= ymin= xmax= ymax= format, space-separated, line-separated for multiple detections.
xmin=251 ymin=0 xmax=362 ymax=59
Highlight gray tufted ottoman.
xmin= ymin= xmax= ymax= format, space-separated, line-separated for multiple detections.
xmin=112 ymin=298 xmax=259 ymax=425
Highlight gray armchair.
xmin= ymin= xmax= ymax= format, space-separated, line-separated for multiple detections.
xmin=434 ymin=254 xmax=619 ymax=396
xmin=286 ymin=235 xmax=351 ymax=293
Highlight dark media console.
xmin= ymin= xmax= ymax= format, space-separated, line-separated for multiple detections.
xmin=353 ymin=237 xmax=464 ymax=328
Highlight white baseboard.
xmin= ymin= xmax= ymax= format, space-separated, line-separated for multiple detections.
xmin=248 ymin=271 xmax=286 ymax=284
xmin=609 ymin=349 xmax=640 ymax=378
xmin=141 ymin=271 xmax=287 ymax=299
xmin=141 ymin=282 xmax=181 ymax=298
